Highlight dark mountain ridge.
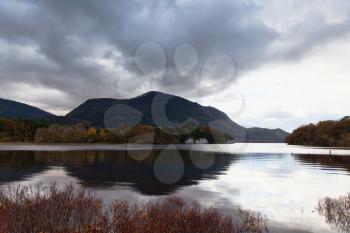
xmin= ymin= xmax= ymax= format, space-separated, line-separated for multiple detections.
xmin=67 ymin=91 xmax=289 ymax=142
xmin=67 ymin=91 xmax=235 ymax=126
xmin=0 ymin=91 xmax=289 ymax=142
xmin=0 ymin=98 xmax=53 ymax=120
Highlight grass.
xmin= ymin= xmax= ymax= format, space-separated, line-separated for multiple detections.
xmin=0 ymin=184 xmax=268 ymax=233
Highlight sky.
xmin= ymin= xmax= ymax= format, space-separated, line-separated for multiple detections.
xmin=0 ymin=0 xmax=350 ymax=132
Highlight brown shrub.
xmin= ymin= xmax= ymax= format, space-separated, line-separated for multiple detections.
xmin=0 ymin=184 xmax=268 ymax=233
xmin=317 ymin=193 xmax=350 ymax=233
xmin=109 ymin=197 xmax=268 ymax=233
xmin=0 ymin=184 xmax=105 ymax=233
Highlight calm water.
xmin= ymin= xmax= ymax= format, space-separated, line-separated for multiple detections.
xmin=1 ymin=143 xmax=350 ymax=233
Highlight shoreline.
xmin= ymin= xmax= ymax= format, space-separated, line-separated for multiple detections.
xmin=0 ymin=143 xmax=349 ymax=155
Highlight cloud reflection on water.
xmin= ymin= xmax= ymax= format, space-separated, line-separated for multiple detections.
xmin=1 ymin=146 xmax=350 ymax=233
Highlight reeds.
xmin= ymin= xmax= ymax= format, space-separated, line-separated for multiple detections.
xmin=0 ymin=184 xmax=268 ymax=233
xmin=317 ymin=193 xmax=350 ymax=232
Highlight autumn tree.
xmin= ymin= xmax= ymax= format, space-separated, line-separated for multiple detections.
xmin=286 ymin=118 xmax=350 ymax=147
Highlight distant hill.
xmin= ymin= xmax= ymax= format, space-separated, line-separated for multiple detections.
xmin=0 ymin=98 xmax=84 ymax=125
xmin=0 ymin=98 xmax=53 ymax=120
xmin=0 ymin=93 xmax=289 ymax=143
xmin=246 ymin=127 xmax=289 ymax=143
xmin=67 ymin=91 xmax=289 ymax=142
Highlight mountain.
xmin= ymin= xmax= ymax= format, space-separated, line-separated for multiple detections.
xmin=0 ymin=98 xmax=54 ymax=120
xmin=0 ymin=92 xmax=289 ymax=142
xmin=246 ymin=127 xmax=289 ymax=143
xmin=0 ymin=98 xmax=88 ymax=125
xmin=67 ymin=91 xmax=289 ymax=142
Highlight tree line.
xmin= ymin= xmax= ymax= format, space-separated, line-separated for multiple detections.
xmin=0 ymin=117 xmax=233 ymax=144
xmin=285 ymin=117 xmax=350 ymax=147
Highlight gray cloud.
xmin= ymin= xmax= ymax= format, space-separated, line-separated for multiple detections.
xmin=0 ymin=0 xmax=350 ymax=114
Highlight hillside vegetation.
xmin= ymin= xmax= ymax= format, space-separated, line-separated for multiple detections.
xmin=285 ymin=117 xmax=350 ymax=147
xmin=0 ymin=117 xmax=233 ymax=144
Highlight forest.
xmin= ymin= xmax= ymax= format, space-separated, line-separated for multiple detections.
xmin=0 ymin=117 xmax=233 ymax=144
xmin=285 ymin=117 xmax=350 ymax=147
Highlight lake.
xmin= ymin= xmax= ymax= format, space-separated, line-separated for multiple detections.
xmin=1 ymin=143 xmax=350 ymax=233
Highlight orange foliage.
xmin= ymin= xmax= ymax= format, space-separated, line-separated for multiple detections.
xmin=286 ymin=118 xmax=350 ymax=147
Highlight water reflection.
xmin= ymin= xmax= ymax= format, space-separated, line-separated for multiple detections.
xmin=294 ymin=154 xmax=350 ymax=174
xmin=0 ymin=151 xmax=47 ymax=183
xmin=0 ymin=150 xmax=235 ymax=195
xmin=1 ymin=147 xmax=350 ymax=233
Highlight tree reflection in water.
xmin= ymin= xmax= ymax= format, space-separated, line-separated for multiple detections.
xmin=317 ymin=194 xmax=350 ymax=233
xmin=0 ymin=150 xmax=236 ymax=195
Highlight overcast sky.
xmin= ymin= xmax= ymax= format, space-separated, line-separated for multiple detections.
xmin=1 ymin=0 xmax=350 ymax=131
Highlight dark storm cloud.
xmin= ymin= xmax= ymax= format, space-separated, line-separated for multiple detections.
xmin=0 ymin=0 xmax=350 ymax=114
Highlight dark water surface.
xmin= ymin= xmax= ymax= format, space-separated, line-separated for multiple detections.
xmin=1 ymin=143 xmax=350 ymax=233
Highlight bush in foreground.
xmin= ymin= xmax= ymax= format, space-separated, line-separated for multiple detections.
xmin=317 ymin=193 xmax=350 ymax=233
xmin=0 ymin=184 xmax=268 ymax=233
